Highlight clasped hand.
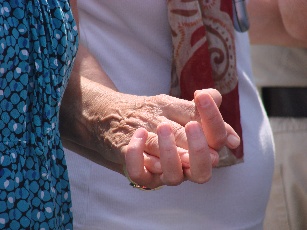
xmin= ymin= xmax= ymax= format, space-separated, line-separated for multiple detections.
xmin=122 ymin=89 xmax=240 ymax=189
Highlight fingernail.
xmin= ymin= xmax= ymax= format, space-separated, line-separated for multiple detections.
xmin=134 ymin=128 xmax=146 ymax=139
xmin=227 ymin=134 xmax=240 ymax=148
xmin=197 ymin=94 xmax=210 ymax=108
xmin=185 ymin=121 xmax=202 ymax=138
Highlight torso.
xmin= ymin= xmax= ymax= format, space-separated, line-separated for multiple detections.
xmin=65 ymin=1 xmax=274 ymax=229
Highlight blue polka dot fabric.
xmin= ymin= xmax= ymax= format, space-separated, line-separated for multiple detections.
xmin=0 ymin=0 xmax=78 ymax=229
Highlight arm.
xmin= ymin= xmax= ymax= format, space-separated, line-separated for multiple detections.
xmin=248 ymin=0 xmax=307 ymax=47
xmin=60 ymin=49 xmax=238 ymax=172
xmin=62 ymin=1 xmax=240 ymax=181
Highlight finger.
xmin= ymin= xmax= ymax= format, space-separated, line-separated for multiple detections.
xmin=184 ymin=121 xmax=213 ymax=184
xmin=157 ymin=122 xmax=184 ymax=186
xmin=168 ymin=122 xmax=188 ymax=149
xmin=156 ymin=94 xmax=196 ymax=125
xmin=143 ymin=131 xmax=160 ymax=157
xmin=159 ymin=89 xmax=223 ymax=125
xmin=195 ymin=88 xmax=223 ymax=107
xmin=210 ymin=149 xmax=219 ymax=167
xmin=194 ymin=90 xmax=227 ymax=150
xmin=224 ymin=122 xmax=241 ymax=149
xmin=125 ymin=128 xmax=154 ymax=185
xmin=143 ymin=153 xmax=162 ymax=174
xmin=177 ymin=147 xmax=190 ymax=168
xmin=177 ymin=146 xmax=219 ymax=169
xmin=145 ymin=122 xmax=188 ymax=156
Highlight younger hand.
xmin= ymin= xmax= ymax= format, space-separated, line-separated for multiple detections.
xmin=124 ymin=121 xmax=220 ymax=189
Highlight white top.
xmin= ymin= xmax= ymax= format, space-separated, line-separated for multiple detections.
xmin=251 ymin=45 xmax=307 ymax=87
xmin=65 ymin=1 xmax=274 ymax=229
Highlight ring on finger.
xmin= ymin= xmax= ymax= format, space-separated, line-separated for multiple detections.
xmin=123 ymin=166 xmax=163 ymax=191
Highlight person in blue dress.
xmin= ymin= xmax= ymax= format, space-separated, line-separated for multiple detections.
xmin=0 ymin=0 xmax=78 ymax=229
xmin=0 ymin=0 xmax=262 ymax=228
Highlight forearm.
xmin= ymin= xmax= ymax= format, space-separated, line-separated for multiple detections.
xmin=248 ymin=0 xmax=307 ymax=47
xmin=60 ymin=44 xmax=122 ymax=162
xmin=60 ymin=43 xmax=236 ymax=170
xmin=60 ymin=44 xmax=163 ymax=165
xmin=60 ymin=75 xmax=116 ymax=150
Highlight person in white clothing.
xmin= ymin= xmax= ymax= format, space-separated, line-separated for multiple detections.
xmin=59 ymin=0 xmax=307 ymax=229
xmin=248 ymin=2 xmax=307 ymax=229
xmin=251 ymin=46 xmax=307 ymax=230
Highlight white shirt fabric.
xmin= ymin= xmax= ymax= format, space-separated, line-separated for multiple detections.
xmin=65 ymin=1 xmax=274 ymax=229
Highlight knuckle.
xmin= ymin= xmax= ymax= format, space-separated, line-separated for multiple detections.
xmin=153 ymin=94 xmax=170 ymax=105
xmin=210 ymin=132 xmax=227 ymax=150
xmin=160 ymin=146 xmax=174 ymax=155
xmin=205 ymin=108 xmax=219 ymax=124
xmin=184 ymin=103 xmax=199 ymax=121
xmin=166 ymin=179 xmax=182 ymax=186
xmin=190 ymin=108 xmax=200 ymax=121
xmin=128 ymin=170 xmax=142 ymax=181
xmin=163 ymin=175 xmax=183 ymax=186
xmin=193 ymin=145 xmax=208 ymax=156
xmin=195 ymin=173 xmax=212 ymax=184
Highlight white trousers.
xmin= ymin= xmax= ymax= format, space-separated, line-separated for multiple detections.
xmin=264 ymin=118 xmax=307 ymax=230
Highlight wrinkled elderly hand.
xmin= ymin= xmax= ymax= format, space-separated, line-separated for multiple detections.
xmin=87 ymin=87 xmax=239 ymax=168
xmin=61 ymin=75 xmax=240 ymax=176
xmin=89 ymin=88 xmax=237 ymax=161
